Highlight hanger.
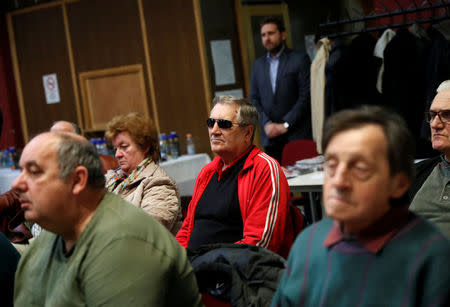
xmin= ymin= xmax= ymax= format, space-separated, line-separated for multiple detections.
xmin=393 ymin=0 xmax=407 ymax=24
xmin=378 ymin=0 xmax=394 ymax=28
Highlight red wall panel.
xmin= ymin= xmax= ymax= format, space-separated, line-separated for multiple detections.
xmin=373 ymin=0 xmax=448 ymax=27
xmin=0 ymin=14 xmax=24 ymax=150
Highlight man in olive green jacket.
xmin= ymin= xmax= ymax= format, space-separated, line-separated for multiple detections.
xmin=12 ymin=132 xmax=201 ymax=306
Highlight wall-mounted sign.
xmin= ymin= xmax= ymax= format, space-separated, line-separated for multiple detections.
xmin=215 ymin=88 xmax=244 ymax=98
xmin=42 ymin=73 xmax=60 ymax=104
xmin=210 ymin=40 xmax=236 ymax=86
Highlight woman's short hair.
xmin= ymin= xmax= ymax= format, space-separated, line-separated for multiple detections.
xmin=105 ymin=112 xmax=160 ymax=162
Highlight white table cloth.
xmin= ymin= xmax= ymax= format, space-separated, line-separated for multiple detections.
xmin=160 ymin=153 xmax=211 ymax=196
xmin=0 ymin=168 xmax=21 ymax=193
xmin=0 ymin=154 xmax=212 ymax=196
xmin=287 ymin=171 xmax=324 ymax=193
xmin=288 ymin=171 xmax=324 ymax=222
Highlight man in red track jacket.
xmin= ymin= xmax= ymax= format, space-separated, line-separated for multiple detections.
xmin=176 ymin=96 xmax=293 ymax=258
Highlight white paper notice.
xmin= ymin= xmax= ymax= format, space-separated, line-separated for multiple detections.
xmin=215 ymin=88 xmax=244 ymax=98
xmin=210 ymin=40 xmax=236 ymax=86
xmin=42 ymin=73 xmax=60 ymax=104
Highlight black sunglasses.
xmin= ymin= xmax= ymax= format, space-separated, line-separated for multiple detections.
xmin=206 ymin=118 xmax=240 ymax=129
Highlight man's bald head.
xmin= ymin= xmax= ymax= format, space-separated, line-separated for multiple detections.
xmin=12 ymin=132 xmax=105 ymax=239
xmin=26 ymin=132 xmax=104 ymax=188
xmin=50 ymin=121 xmax=82 ymax=135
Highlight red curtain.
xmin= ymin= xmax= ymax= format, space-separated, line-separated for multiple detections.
xmin=0 ymin=14 xmax=24 ymax=150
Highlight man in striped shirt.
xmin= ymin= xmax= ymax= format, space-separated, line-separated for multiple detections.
xmin=272 ymin=106 xmax=450 ymax=306
xmin=176 ymin=96 xmax=293 ymax=258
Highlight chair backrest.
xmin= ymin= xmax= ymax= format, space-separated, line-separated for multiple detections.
xmin=99 ymin=154 xmax=119 ymax=174
xmin=281 ymin=139 xmax=318 ymax=167
xmin=289 ymin=203 xmax=305 ymax=239
xmin=201 ymin=293 xmax=230 ymax=307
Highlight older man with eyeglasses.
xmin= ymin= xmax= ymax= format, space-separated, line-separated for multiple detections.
xmin=176 ymin=96 xmax=293 ymax=258
xmin=409 ymin=80 xmax=450 ymax=237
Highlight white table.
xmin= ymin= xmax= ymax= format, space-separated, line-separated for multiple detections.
xmin=0 ymin=168 xmax=21 ymax=193
xmin=288 ymin=159 xmax=426 ymax=193
xmin=288 ymin=171 xmax=324 ymax=193
xmin=0 ymin=154 xmax=212 ymax=197
xmin=288 ymin=171 xmax=324 ymax=222
xmin=161 ymin=153 xmax=211 ymax=196
xmin=287 ymin=159 xmax=427 ymax=222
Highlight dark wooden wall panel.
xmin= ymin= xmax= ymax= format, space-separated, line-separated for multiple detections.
xmin=12 ymin=6 xmax=77 ymax=137
xmin=201 ymin=0 xmax=245 ymax=94
xmin=9 ymin=0 xmax=211 ymax=154
xmin=66 ymin=0 xmax=151 ymax=123
xmin=67 ymin=0 xmax=145 ymax=72
xmin=142 ymin=0 xmax=210 ymax=155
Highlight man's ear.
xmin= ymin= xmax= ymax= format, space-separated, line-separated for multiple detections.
xmin=281 ymin=31 xmax=287 ymax=41
xmin=390 ymin=173 xmax=411 ymax=199
xmin=71 ymin=166 xmax=89 ymax=195
xmin=246 ymin=125 xmax=254 ymax=141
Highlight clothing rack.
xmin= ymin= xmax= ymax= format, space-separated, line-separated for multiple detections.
xmin=324 ymin=15 xmax=450 ymax=39
xmin=319 ymin=1 xmax=450 ymax=39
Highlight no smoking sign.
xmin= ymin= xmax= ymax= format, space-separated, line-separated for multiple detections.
xmin=42 ymin=73 xmax=60 ymax=104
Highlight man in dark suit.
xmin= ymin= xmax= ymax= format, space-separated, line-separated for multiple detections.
xmin=250 ymin=16 xmax=311 ymax=163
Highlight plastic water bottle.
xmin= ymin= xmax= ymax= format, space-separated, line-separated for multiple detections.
xmin=95 ymin=138 xmax=102 ymax=153
xmin=159 ymin=133 xmax=168 ymax=161
xmin=186 ymin=133 xmax=195 ymax=155
xmin=8 ymin=147 xmax=16 ymax=169
xmin=99 ymin=139 xmax=108 ymax=155
xmin=2 ymin=150 xmax=8 ymax=168
xmin=90 ymin=138 xmax=98 ymax=152
xmin=0 ymin=151 xmax=6 ymax=168
xmin=169 ymin=131 xmax=180 ymax=159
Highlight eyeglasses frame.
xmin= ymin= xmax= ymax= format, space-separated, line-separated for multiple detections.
xmin=425 ymin=110 xmax=450 ymax=124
